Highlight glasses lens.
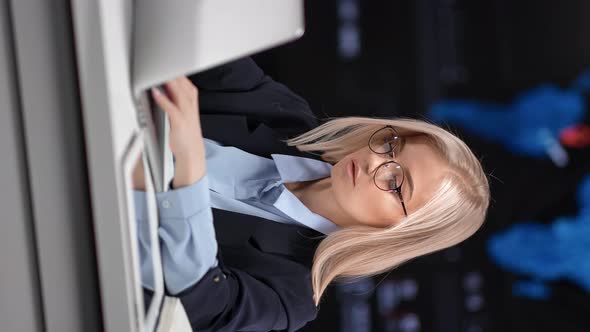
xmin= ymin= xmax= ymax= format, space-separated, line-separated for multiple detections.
xmin=374 ymin=162 xmax=404 ymax=191
xmin=369 ymin=127 xmax=399 ymax=154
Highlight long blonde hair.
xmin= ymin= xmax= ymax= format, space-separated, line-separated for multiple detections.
xmin=284 ymin=116 xmax=490 ymax=307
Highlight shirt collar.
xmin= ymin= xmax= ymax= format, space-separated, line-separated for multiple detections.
xmin=270 ymin=154 xmax=340 ymax=235
xmin=271 ymin=154 xmax=333 ymax=182
xmin=274 ymin=188 xmax=341 ymax=235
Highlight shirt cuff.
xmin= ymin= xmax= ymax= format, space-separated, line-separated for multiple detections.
xmin=133 ymin=174 xmax=211 ymax=220
xmin=158 ymin=176 xmax=210 ymax=219
xmin=133 ymin=175 xmax=210 ymax=221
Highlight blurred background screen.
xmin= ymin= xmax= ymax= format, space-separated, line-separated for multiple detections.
xmin=253 ymin=1 xmax=590 ymax=331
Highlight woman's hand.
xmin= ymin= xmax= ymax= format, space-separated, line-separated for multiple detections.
xmin=151 ymin=77 xmax=206 ymax=189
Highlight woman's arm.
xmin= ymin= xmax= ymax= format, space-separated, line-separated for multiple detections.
xmin=132 ymin=77 xmax=219 ymax=294
xmin=151 ymin=76 xmax=205 ymax=188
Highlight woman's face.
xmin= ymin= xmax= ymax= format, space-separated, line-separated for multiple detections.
xmin=331 ymin=135 xmax=449 ymax=227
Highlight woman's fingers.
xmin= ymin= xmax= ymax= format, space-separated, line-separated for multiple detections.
xmin=162 ymin=77 xmax=197 ymax=112
xmin=180 ymin=76 xmax=198 ymax=96
xmin=175 ymin=76 xmax=197 ymax=106
xmin=163 ymin=78 xmax=185 ymax=105
xmin=151 ymin=88 xmax=179 ymax=118
xmin=151 ymin=76 xmax=198 ymax=126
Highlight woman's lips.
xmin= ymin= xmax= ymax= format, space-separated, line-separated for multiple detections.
xmin=347 ymin=159 xmax=356 ymax=186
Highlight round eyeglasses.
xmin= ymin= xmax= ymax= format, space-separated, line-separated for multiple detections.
xmin=368 ymin=126 xmax=408 ymax=216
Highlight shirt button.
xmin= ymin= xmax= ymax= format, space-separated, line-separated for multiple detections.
xmin=161 ymin=200 xmax=171 ymax=209
xmin=213 ymin=275 xmax=221 ymax=283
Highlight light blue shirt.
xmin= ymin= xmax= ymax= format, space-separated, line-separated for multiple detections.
xmin=134 ymin=138 xmax=339 ymax=294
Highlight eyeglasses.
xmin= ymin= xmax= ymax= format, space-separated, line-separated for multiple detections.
xmin=368 ymin=126 xmax=408 ymax=216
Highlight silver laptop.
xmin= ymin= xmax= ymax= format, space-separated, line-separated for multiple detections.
xmin=133 ymin=0 xmax=305 ymax=92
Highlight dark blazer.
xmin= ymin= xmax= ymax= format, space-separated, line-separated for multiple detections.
xmin=174 ymin=58 xmax=327 ymax=332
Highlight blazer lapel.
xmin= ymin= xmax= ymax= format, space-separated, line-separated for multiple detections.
xmin=250 ymin=222 xmax=324 ymax=268
xmin=212 ymin=208 xmax=324 ymax=268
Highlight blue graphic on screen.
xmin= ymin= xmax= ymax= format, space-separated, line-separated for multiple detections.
xmin=487 ymin=175 xmax=590 ymax=300
xmin=427 ymin=73 xmax=588 ymax=160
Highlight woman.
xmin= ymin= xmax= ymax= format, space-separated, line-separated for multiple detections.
xmin=133 ymin=58 xmax=490 ymax=332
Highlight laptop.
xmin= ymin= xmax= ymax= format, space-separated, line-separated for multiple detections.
xmin=133 ymin=0 xmax=305 ymax=92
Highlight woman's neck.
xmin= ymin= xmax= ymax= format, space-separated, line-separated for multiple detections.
xmin=284 ymin=177 xmax=357 ymax=228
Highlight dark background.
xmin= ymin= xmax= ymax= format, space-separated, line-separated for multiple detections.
xmin=252 ymin=1 xmax=590 ymax=331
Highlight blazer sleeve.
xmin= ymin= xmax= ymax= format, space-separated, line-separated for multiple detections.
xmin=189 ymin=57 xmax=319 ymax=131
xmin=177 ymin=249 xmax=319 ymax=332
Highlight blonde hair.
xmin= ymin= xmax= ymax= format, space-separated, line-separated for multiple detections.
xmin=284 ymin=116 xmax=490 ymax=307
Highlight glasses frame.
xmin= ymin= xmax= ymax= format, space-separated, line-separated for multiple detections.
xmin=368 ymin=126 xmax=408 ymax=216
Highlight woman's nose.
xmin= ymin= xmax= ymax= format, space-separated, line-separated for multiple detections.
xmin=366 ymin=150 xmax=391 ymax=173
